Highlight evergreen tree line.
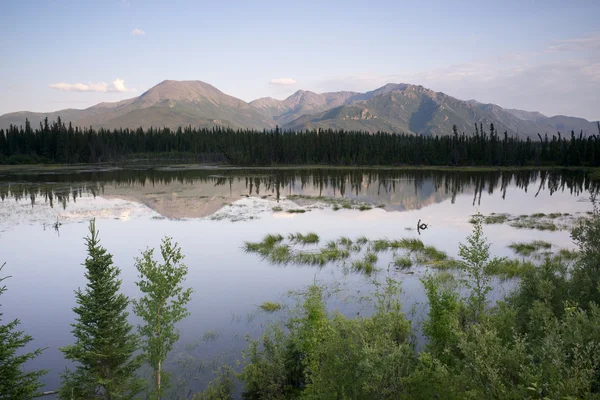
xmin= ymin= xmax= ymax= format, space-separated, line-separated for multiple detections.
xmin=2 ymin=117 xmax=600 ymax=166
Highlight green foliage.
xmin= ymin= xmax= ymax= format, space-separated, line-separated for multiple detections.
xmin=0 ymin=263 xmax=47 ymax=399
xmin=508 ymin=240 xmax=552 ymax=256
xmin=59 ymin=220 xmax=144 ymax=399
xmin=571 ymin=195 xmax=600 ymax=307
xmin=193 ymin=366 xmax=235 ymax=400
xmin=133 ymin=237 xmax=193 ymax=400
xmin=485 ymin=258 xmax=535 ymax=278
xmin=259 ymin=302 xmax=282 ymax=312
xmin=458 ymin=213 xmax=493 ymax=322
xmin=394 ymin=256 xmax=413 ymax=268
xmin=287 ymin=232 xmax=319 ymax=245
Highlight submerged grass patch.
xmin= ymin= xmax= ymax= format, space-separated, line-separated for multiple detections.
xmin=259 ymin=301 xmax=282 ymax=312
xmin=472 ymin=212 xmax=585 ymax=231
xmin=508 ymin=240 xmax=552 ymax=256
xmin=485 ymin=258 xmax=535 ymax=279
xmin=393 ymin=256 xmax=412 ymax=268
xmin=288 ymin=232 xmax=320 ymax=244
xmin=557 ymin=248 xmax=579 ymax=261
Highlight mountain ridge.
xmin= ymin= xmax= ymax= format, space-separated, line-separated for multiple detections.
xmin=1 ymin=80 xmax=598 ymax=137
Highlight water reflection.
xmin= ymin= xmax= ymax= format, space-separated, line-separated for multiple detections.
xmin=0 ymin=168 xmax=597 ymax=217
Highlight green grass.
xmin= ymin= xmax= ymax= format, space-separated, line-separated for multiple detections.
xmin=510 ymin=220 xmax=558 ymax=231
xmin=485 ymin=258 xmax=535 ymax=279
xmin=481 ymin=213 xmax=510 ymax=224
xmin=358 ymin=204 xmax=372 ymax=211
xmin=397 ymin=238 xmax=425 ymax=251
xmin=393 ymin=256 xmax=412 ymax=268
xmin=287 ymin=209 xmax=306 ymax=214
xmin=421 ymin=246 xmax=448 ymax=262
xmin=508 ymin=240 xmax=552 ymax=256
xmin=259 ymin=301 xmax=282 ymax=312
xmin=288 ymin=232 xmax=320 ymax=244
xmin=272 ymin=206 xmax=283 ymax=212
xmin=557 ymin=248 xmax=579 ymax=261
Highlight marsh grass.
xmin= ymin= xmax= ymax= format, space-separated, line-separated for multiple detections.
xmin=473 ymin=212 xmax=582 ymax=231
xmin=510 ymin=219 xmax=558 ymax=231
xmin=288 ymin=232 xmax=320 ymax=245
xmin=508 ymin=240 xmax=552 ymax=256
xmin=485 ymin=258 xmax=535 ymax=278
xmin=393 ymin=256 xmax=412 ymax=268
xmin=483 ymin=213 xmax=510 ymax=224
xmin=245 ymin=234 xmax=464 ymax=275
xmin=557 ymin=248 xmax=579 ymax=261
xmin=259 ymin=301 xmax=282 ymax=312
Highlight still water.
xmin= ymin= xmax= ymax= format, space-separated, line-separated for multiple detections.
xmin=0 ymin=167 xmax=596 ymax=397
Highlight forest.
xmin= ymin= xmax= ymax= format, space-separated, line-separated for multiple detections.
xmin=1 ymin=117 xmax=600 ymax=166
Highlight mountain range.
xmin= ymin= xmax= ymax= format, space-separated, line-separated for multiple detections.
xmin=1 ymin=80 xmax=598 ymax=138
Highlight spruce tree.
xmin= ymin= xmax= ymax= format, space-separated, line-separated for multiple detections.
xmin=0 ymin=263 xmax=47 ymax=398
xmin=133 ymin=237 xmax=192 ymax=399
xmin=59 ymin=220 xmax=144 ymax=399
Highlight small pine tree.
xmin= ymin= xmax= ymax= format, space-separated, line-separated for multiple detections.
xmin=458 ymin=212 xmax=493 ymax=323
xmin=59 ymin=220 xmax=144 ymax=399
xmin=133 ymin=237 xmax=192 ymax=399
xmin=0 ymin=263 xmax=47 ymax=398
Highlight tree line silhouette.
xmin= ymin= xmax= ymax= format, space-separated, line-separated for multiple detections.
xmin=1 ymin=117 xmax=600 ymax=166
xmin=2 ymin=169 xmax=597 ymax=211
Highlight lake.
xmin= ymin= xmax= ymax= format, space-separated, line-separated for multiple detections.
xmin=0 ymin=167 xmax=596 ymax=398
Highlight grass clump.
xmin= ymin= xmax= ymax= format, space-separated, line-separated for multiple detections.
xmin=397 ymin=238 xmax=425 ymax=251
xmin=351 ymin=252 xmax=378 ymax=275
xmin=508 ymin=240 xmax=552 ymax=256
xmin=557 ymin=248 xmax=578 ymax=261
xmin=393 ymin=256 xmax=412 ymax=268
xmin=485 ymin=258 xmax=535 ymax=278
xmin=358 ymin=204 xmax=372 ymax=211
xmin=510 ymin=219 xmax=558 ymax=231
xmin=272 ymin=206 xmax=283 ymax=212
xmin=259 ymin=301 xmax=282 ymax=312
xmin=422 ymin=246 xmax=448 ymax=262
xmin=287 ymin=209 xmax=306 ymax=214
xmin=288 ymin=232 xmax=320 ymax=245
xmin=471 ymin=213 xmax=511 ymax=224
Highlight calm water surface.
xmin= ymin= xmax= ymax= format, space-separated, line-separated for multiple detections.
xmin=0 ymin=167 xmax=596 ymax=397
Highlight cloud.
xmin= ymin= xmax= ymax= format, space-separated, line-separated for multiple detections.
xmin=131 ymin=28 xmax=145 ymax=36
xmin=546 ymin=33 xmax=600 ymax=53
xmin=269 ymin=78 xmax=297 ymax=86
xmin=49 ymin=78 xmax=135 ymax=93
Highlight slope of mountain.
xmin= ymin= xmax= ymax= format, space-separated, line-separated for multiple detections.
xmin=250 ymin=90 xmax=359 ymax=125
xmin=1 ymin=80 xmax=598 ymax=137
xmin=0 ymin=80 xmax=274 ymax=131
xmin=282 ymin=85 xmax=599 ymax=137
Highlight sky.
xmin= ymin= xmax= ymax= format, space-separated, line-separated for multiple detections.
xmin=1 ymin=0 xmax=599 ymax=120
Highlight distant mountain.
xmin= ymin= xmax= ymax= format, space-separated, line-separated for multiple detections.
xmin=281 ymin=85 xmax=599 ymax=137
xmin=0 ymin=80 xmax=274 ymax=131
xmin=1 ymin=80 xmax=598 ymax=137
xmin=250 ymin=90 xmax=358 ymax=124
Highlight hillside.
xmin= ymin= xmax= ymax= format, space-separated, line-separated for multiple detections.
xmin=1 ymin=80 xmax=598 ymax=137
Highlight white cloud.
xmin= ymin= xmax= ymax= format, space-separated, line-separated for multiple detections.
xmin=48 ymin=78 xmax=135 ymax=93
xmin=131 ymin=28 xmax=145 ymax=36
xmin=546 ymin=33 xmax=600 ymax=53
xmin=269 ymin=78 xmax=297 ymax=86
